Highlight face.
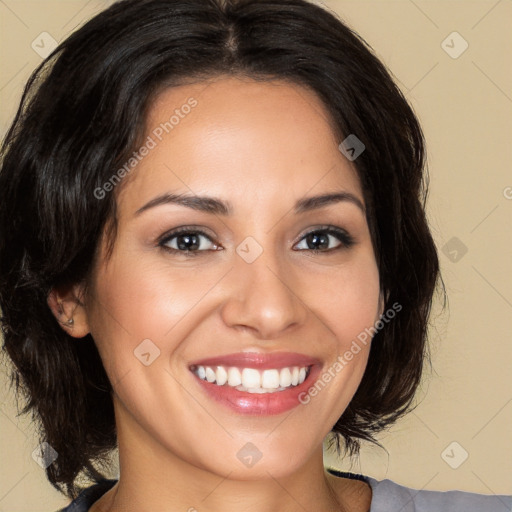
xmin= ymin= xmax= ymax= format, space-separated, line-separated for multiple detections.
xmin=74 ymin=76 xmax=383 ymax=479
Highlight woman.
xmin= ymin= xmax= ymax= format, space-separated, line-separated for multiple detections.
xmin=0 ymin=0 xmax=509 ymax=511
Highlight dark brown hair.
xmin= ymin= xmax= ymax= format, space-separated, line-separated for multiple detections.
xmin=0 ymin=0 xmax=442 ymax=500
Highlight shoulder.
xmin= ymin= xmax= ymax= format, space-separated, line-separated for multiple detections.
xmin=326 ymin=467 xmax=511 ymax=512
xmin=365 ymin=475 xmax=512 ymax=512
xmin=54 ymin=479 xmax=118 ymax=512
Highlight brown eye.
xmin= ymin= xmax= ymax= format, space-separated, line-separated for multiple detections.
xmin=294 ymin=227 xmax=355 ymax=253
xmin=159 ymin=228 xmax=219 ymax=256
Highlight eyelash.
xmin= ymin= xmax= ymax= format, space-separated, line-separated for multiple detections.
xmin=157 ymin=225 xmax=355 ymax=257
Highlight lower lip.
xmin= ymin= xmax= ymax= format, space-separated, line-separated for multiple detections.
xmin=191 ymin=365 xmax=322 ymax=415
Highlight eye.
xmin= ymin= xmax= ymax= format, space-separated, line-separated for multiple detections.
xmin=158 ymin=225 xmax=355 ymax=257
xmin=158 ymin=227 xmax=219 ymax=256
xmin=294 ymin=226 xmax=355 ymax=253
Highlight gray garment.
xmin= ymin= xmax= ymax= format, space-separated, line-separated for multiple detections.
xmin=58 ymin=472 xmax=512 ymax=511
xmin=364 ymin=473 xmax=511 ymax=512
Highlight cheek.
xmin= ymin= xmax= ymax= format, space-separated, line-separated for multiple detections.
xmin=298 ymin=257 xmax=380 ymax=417
xmin=87 ymin=251 xmax=230 ymax=386
xmin=311 ymin=253 xmax=381 ymax=342
xmin=91 ymin=243 xmax=380 ymax=345
xmin=91 ymin=254 xmax=210 ymax=339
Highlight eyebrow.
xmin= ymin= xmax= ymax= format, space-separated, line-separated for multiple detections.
xmin=134 ymin=191 xmax=365 ymax=217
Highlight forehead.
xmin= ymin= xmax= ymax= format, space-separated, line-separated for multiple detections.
xmin=116 ymin=76 xmax=363 ymax=217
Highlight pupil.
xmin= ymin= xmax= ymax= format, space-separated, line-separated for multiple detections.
xmin=177 ymin=233 xmax=199 ymax=251
xmin=308 ymin=233 xmax=328 ymax=250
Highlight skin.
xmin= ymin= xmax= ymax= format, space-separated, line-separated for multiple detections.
xmin=49 ymin=76 xmax=383 ymax=512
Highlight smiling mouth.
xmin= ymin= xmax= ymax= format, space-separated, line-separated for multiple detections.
xmin=189 ymin=364 xmax=312 ymax=393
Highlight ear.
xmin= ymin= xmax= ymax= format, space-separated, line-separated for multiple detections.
xmin=47 ymin=282 xmax=90 ymax=338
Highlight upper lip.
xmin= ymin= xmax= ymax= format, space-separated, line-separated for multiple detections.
xmin=189 ymin=351 xmax=322 ymax=370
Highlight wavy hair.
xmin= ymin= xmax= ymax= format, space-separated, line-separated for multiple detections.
xmin=0 ymin=0 xmax=442 ymax=499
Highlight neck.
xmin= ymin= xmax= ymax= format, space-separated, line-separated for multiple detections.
xmin=95 ymin=409 xmax=357 ymax=512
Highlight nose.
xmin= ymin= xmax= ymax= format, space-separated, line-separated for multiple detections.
xmin=219 ymin=246 xmax=308 ymax=340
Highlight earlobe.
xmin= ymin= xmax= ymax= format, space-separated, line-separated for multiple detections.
xmin=47 ymin=283 xmax=90 ymax=338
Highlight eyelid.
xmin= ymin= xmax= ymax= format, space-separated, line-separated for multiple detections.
xmin=293 ymin=224 xmax=352 ymax=245
xmin=157 ymin=225 xmax=216 ymax=244
xmin=157 ymin=224 xmax=355 ymax=256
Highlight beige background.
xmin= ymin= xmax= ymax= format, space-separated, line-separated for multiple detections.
xmin=0 ymin=0 xmax=511 ymax=510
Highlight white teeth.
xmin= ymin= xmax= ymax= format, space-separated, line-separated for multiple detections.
xmin=262 ymin=369 xmax=280 ymax=389
xmin=216 ymin=366 xmax=228 ymax=386
xmin=191 ymin=364 xmax=311 ymax=392
xmin=227 ymin=367 xmax=242 ymax=387
xmin=245 ymin=386 xmax=273 ymax=393
xmin=205 ymin=367 xmax=216 ymax=383
xmin=241 ymin=368 xmax=261 ymax=388
xmin=235 ymin=384 xmax=289 ymax=393
xmin=280 ymin=367 xmax=292 ymax=387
